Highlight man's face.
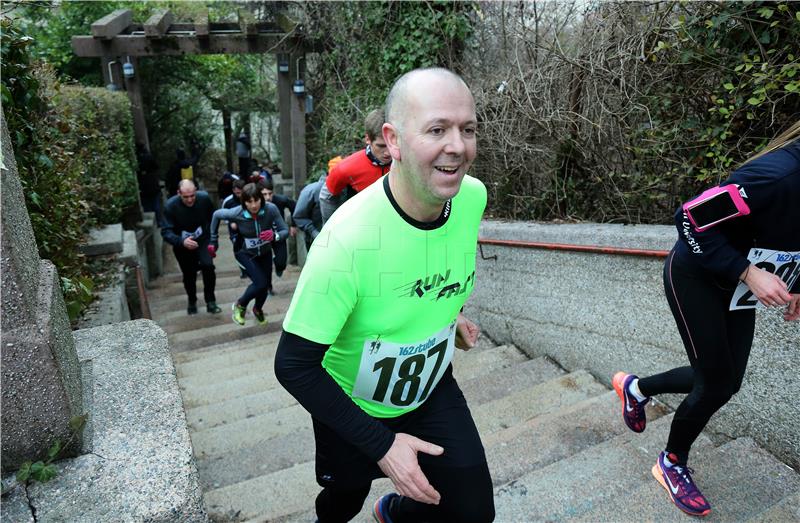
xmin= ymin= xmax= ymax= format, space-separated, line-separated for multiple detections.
xmin=389 ymin=77 xmax=477 ymax=204
xmin=366 ymin=135 xmax=392 ymax=165
xmin=261 ymin=188 xmax=274 ymax=202
xmin=244 ymin=197 xmax=261 ymax=215
xmin=178 ymin=185 xmax=197 ymax=207
xmin=232 ymin=187 xmax=243 ymax=198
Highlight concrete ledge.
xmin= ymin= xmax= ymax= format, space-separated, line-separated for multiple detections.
xmin=76 ymin=267 xmax=130 ymax=329
xmin=22 ymin=320 xmax=207 ymax=521
xmin=120 ymin=230 xmax=138 ymax=267
xmin=79 ymin=224 xmax=123 ymax=256
xmin=469 ymin=219 xmax=800 ymax=469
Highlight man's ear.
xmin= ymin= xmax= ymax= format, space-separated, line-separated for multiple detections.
xmin=383 ymin=122 xmax=402 ymax=161
xmin=363 ymin=132 xmax=371 ymax=146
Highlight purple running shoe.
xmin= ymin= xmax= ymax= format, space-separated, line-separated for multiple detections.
xmin=652 ymin=451 xmax=711 ymax=517
xmin=612 ymin=371 xmax=649 ymax=433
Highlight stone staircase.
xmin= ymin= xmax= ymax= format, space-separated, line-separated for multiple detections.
xmin=146 ymin=244 xmax=800 ymax=522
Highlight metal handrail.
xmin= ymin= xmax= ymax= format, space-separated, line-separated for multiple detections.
xmin=477 ymin=237 xmax=670 ymax=259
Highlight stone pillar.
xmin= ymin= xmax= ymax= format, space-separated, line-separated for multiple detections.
xmin=1 ymin=114 xmax=84 ymax=472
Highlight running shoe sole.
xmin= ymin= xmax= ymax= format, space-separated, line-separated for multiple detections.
xmin=372 ymin=494 xmax=396 ymax=523
xmin=651 ymin=463 xmax=711 ymax=517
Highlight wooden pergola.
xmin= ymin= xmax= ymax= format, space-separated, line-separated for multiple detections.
xmin=72 ymin=8 xmax=310 ymax=195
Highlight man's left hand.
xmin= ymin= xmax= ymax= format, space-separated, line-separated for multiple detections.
xmin=290 ymin=226 xmax=297 ymax=237
xmin=455 ymin=313 xmax=479 ymax=351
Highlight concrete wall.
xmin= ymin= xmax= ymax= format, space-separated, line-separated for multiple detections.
xmin=465 ymin=220 xmax=800 ymax=469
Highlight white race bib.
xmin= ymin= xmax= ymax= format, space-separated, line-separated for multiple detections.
xmin=729 ymin=248 xmax=800 ymax=310
xmin=352 ymin=322 xmax=456 ymax=409
xmin=243 ymin=237 xmax=267 ymax=249
xmin=181 ymin=226 xmax=203 ymax=241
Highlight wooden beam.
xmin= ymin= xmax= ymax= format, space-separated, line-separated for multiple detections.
xmin=144 ymin=9 xmax=173 ymax=38
xmin=72 ymin=34 xmax=305 ymax=57
xmin=195 ymin=10 xmax=209 ymax=38
xmin=91 ymin=9 xmax=132 ymax=39
xmin=238 ymin=9 xmax=258 ymax=37
xmin=275 ymin=12 xmax=298 ymax=34
xmin=122 ymin=57 xmax=150 ymax=151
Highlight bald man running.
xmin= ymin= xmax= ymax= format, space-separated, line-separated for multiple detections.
xmin=162 ymin=179 xmax=221 ymax=315
xmin=275 ymin=68 xmax=494 ymax=523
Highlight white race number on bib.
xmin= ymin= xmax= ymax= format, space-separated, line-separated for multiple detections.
xmin=181 ymin=226 xmax=203 ymax=241
xmin=351 ymin=322 xmax=456 ymax=409
xmin=729 ymin=248 xmax=800 ymax=310
xmin=243 ymin=237 xmax=267 ymax=249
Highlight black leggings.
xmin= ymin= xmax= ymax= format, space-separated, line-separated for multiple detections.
xmin=638 ymin=250 xmax=755 ymax=463
xmin=234 ymin=251 xmax=272 ymax=310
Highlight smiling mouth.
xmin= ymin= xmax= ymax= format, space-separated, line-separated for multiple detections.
xmin=435 ymin=166 xmax=459 ymax=174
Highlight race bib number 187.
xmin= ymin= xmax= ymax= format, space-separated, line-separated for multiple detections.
xmin=729 ymin=248 xmax=800 ymax=310
xmin=351 ymin=322 xmax=456 ymax=409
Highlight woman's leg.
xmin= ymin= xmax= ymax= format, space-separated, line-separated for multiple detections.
xmin=658 ymin=253 xmax=756 ymax=462
xmin=234 ymin=251 xmax=269 ymax=308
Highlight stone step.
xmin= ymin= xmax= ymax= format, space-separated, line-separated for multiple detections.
xmin=192 ymin=359 xmax=555 ymax=460
xmin=578 ymin=437 xmax=800 ymax=523
xmin=185 ymin=386 xmax=297 ymax=432
xmin=472 ymin=370 xmax=607 ymax=436
xmin=159 ymin=296 xmax=292 ymax=334
xmin=203 ymin=461 xmax=317 ymax=521
xmin=190 ymin=358 xmax=566 ymax=488
xmin=197 ymin=426 xmax=315 ymax=491
xmin=483 ymin=390 xmax=670 ymax=486
xmin=150 ymin=269 xmax=300 ymax=301
xmin=169 ymin=312 xmax=284 ymax=353
xmin=205 ymin=369 xmax=607 ymax=521
xmin=451 ymin=344 xmax=528 ymax=382
xmin=191 ymin=404 xmax=310 ymax=460
xmin=492 ymin=415 xmax=713 ymax=522
xmin=748 ymin=490 xmax=799 ymax=522
xmin=150 ymin=281 xmax=295 ymax=318
xmin=459 ymin=356 xmax=565 ymax=406
xmin=267 ymin=394 xmax=666 ymax=523
xmin=178 ymin=348 xmax=279 ymax=390
xmin=152 ymin=262 xmax=300 ymax=289
xmin=149 ymin=273 xmax=249 ymax=300
xmin=179 ymin=364 xmax=284 ymax=409
xmin=173 ymin=332 xmax=281 ymax=367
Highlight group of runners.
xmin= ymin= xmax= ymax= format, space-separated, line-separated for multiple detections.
xmin=161 ymin=67 xmax=799 ymax=522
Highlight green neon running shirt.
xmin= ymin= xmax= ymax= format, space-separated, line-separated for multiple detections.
xmin=283 ymin=174 xmax=486 ymax=418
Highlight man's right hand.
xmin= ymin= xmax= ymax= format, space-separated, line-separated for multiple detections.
xmin=207 ymin=244 xmax=217 ymax=258
xmin=377 ymin=433 xmax=443 ymax=505
xmin=183 ymin=237 xmax=199 ymax=250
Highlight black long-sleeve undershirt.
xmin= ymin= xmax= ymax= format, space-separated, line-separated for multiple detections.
xmin=274 ymin=331 xmax=396 ymax=462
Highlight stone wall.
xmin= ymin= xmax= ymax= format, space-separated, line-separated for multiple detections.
xmin=465 ymin=220 xmax=800 ymax=469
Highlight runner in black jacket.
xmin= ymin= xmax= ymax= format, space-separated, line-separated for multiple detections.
xmin=613 ymin=122 xmax=800 ymax=517
xmin=161 ymin=180 xmax=221 ymax=315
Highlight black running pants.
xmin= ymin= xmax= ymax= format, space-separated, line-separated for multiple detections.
xmin=638 ymin=250 xmax=755 ymax=463
xmin=173 ymin=244 xmax=216 ymax=305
